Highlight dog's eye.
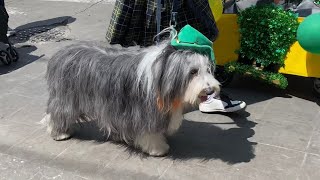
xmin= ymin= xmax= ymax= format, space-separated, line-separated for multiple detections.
xmin=190 ymin=69 xmax=198 ymax=75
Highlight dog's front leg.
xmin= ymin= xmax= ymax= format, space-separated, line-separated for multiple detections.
xmin=134 ymin=133 xmax=169 ymax=156
xmin=166 ymin=107 xmax=183 ymax=136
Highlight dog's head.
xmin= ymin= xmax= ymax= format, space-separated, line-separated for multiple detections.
xmin=151 ymin=45 xmax=221 ymax=110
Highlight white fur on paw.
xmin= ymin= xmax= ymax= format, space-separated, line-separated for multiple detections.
xmin=166 ymin=108 xmax=183 ymax=136
xmin=135 ymin=133 xmax=170 ymax=157
xmin=148 ymin=142 xmax=169 ymax=157
xmin=41 ymin=114 xmax=54 ymax=135
xmin=39 ymin=114 xmax=51 ymax=126
xmin=52 ymin=133 xmax=71 ymax=141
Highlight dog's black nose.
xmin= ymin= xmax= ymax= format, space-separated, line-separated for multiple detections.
xmin=205 ymin=87 xmax=214 ymax=95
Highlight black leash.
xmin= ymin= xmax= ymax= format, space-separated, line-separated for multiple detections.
xmin=156 ymin=0 xmax=180 ymax=44
xmin=170 ymin=0 xmax=179 ymax=28
xmin=156 ymin=0 xmax=162 ymax=43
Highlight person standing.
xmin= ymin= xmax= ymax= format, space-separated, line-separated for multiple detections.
xmin=0 ymin=0 xmax=15 ymax=37
xmin=106 ymin=0 xmax=246 ymax=113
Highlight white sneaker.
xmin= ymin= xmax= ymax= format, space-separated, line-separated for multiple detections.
xmin=199 ymin=93 xmax=246 ymax=113
xmin=6 ymin=27 xmax=16 ymax=37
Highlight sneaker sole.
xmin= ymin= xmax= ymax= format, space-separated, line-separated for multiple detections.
xmin=199 ymin=101 xmax=247 ymax=113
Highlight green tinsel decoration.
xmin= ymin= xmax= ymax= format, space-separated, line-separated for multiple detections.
xmin=224 ymin=5 xmax=299 ymax=89
xmin=225 ymin=61 xmax=288 ymax=89
xmin=237 ymin=5 xmax=299 ymax=67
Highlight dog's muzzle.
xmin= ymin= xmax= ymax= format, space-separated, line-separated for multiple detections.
xmin=204 ymin=87 xmax=215 ymax=95
xmin=199 ymin=86 xmax=220 ymax=102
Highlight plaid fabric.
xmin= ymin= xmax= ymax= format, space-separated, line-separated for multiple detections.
xmin=0 ymin=6 xmax=9 ymax=43
xmin=106 ymin=0 xmax=219 ymax=47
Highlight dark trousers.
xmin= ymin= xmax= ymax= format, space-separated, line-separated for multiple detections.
xmin=0 ymin=0 xmax=4 ymax=6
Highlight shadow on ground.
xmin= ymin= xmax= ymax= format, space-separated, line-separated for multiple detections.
xmin=10 ymin=16 xmax=76 ymax=44
xmin=69 ymin=110 xmax=257 ymax=164
xmin=167 ymin=112 xmax=256 ymax=164
xmin=0 ymin=16 xmax=76 ymax=74
xmin=0 ymin=45 xmax=42 ymax=75
xmin=71 ymin=121 xmax=106 ymax=143
xmin=224 ymin=74 xmax=320 ymax=106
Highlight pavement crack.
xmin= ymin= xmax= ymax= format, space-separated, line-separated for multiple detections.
xmin=257 ymin=142 xmax=305 ymax=154
xmin=74 ymin=0 xmax=104 ymax=16
xmin=158 ymin=161 xmax=173 ymax=179
xmin=50 ymin=141 xmax=80 ymax=161
xmin=304 ymin=111 xmax=320 ymax=152
xmin=256 ymin=98 xmax=273 ymax=119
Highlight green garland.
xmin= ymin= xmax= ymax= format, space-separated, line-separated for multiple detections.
xmin=225 ymin=61 xmax=288 ymax=89
xmin=224 ymin=5 xmax=299 ymax=89
xmin=237 ymin=5 xmax=299 ymax=67
xmin=315 ymin=0 xmax=320 ymax=5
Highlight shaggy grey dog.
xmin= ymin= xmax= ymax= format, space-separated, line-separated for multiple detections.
xmin=44 ymin=40 xmax=220 ymax=156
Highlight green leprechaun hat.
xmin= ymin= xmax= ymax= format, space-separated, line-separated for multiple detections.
xmin=171 ymin=24 xmax=215 ymax=62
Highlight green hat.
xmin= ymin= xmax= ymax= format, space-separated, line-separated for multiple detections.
xmin=171 ymin=25 xmax=215 ymax=62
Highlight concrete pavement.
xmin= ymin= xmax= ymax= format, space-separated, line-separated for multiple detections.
xmin=1 ymin=0 xmax=320 ymax=179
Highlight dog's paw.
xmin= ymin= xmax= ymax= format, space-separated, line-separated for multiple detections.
xmin=134 ymin=133 xmax=170 ymax=156
xmin=147 ymin=142 xmax=170 ymax=157
xmin=52 ymin=133 xmax=72 ymax=141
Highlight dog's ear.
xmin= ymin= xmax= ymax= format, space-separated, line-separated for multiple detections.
xmin=155 ymin=49 xmax=192 ymax=113
xmin=150 ymin=45 xmax=181 ymax=113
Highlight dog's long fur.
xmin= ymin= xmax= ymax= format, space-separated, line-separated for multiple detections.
xmin=45 ymin=40 xmax=220 ymax=156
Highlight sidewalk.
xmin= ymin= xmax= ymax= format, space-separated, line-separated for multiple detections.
xmin=1 ymin=0 xmax=320 ymax=179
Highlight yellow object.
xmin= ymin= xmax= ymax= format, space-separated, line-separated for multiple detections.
xmin=212 ymin=14 xmax=320 ymax=78
xmin=209 ymin=0 xmax=223 ymax=22
xmin=213 ymin=14 xmax=240 ymax=66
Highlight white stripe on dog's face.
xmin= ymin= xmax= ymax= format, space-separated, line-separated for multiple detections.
xmin=135 ymin=44 xmax=220 ymax=107
xmin=183 ymin=55 xmax=220 ymax=105
xmin=136 ymin=43 xmax=168 ymax=96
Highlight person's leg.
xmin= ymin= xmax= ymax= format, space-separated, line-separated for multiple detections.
xmin=199 ymin=58 xmax=246 ymax=113
xmin=174 ymin=0 xmax=248 ymax=113
xmin=0 ymin=1 xmax=16 ymax=37
xmin=0 ymin=0 xmax=4 ymax=6
xmin=7 ymin=28 xmax=15 ymax=37
xmin=199 ymin=92 xmax=246 ymax=113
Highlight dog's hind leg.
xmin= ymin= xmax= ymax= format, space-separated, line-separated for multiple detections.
xmin=134 ymin=133 xmax=169 ymax=157
xmin=46 ymin=116 xmax=72 ymax=141
xmin=46 ymin=113 xmax=75 ymax=141
xmin=46 ymin=98 xmax=78 ymax=141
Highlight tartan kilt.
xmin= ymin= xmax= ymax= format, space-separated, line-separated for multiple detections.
xmin=0 ymin=5 xmax=9 ymax=44
xmin=106 ymin=0 xmax=219 ymax=47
